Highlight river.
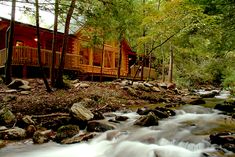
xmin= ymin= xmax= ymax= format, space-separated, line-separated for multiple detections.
xmin=0 ymin=93 xmax=234 ymax=157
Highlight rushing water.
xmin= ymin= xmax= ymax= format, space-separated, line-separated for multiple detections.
xmin=1 ymin=104 xmax=234 ymax=157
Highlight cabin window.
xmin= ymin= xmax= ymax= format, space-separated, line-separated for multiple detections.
xmin=16 ymin=41 xmax=24 ymax=46
xmin=93 ymin=48 xmax=102 ymax=66
xmin=79 ymin=48 xmax=89 ymax=65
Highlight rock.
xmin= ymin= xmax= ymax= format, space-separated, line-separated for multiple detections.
xmin=20 ymin=91 xmax=31 ymax=95
xmin=0 ymin=140 xmax=6 ymax=148
xmin=120 ymin=80 xmax=132 ymax=86
xmin=0 ymin=126 xmax=7 ymax=131
xmin=224 ymin=98 xmax=235 ymax=106
xmin=71 ymin=79 xmax=80 ymax=84
xmin=136 ymin=107 xmax=152 ymax=115
xmin=22 ymin=115 xmax=35 ymax=125
xmin=7 ymin=79 xmax=29 ymax=89
xmin=3 ymin=95 xmax=17 ymax=102
xmin=19 ymin=84 xmax=31 ymax=91
xmin=5 ymin=89 xmax=17 ymax=93
xmin=92 ymin=111 xmax=105 ymax=120
xmin=87 ymin=120 xmax=116 ymax=132
xmin=115 ymin=115 xmax=129 ymax=121
xmin=167 ymin=83 xmax=176 ymax=89
xmin=210 ymin=132 xmax=235 ymax=152
xmin=143 ymin=82 xmax=153 ymax=87
xmin=214 ymin=104 xmax=234 ymax=113
xmin=82 ymin=98 xmax=96 ymax=108
xmin=61 ymin=133 xmax=97 ymax=144
xmin=152 ymin=87 xmax=161 ymax=92
xmin=0 ymin=108 xmax=16 ymax=126
xmin=200 ymin=91 xmax=218 ymax=98
xmin=74 ymin=83 xmax=90 ymax=88
xmin=70 ymin=102 xmax=94 ymax=121
xmin=157 ymin=82 xmax=167 ymax=89
xmin=55 ymin=125 xmax=80 ymax=142
xmin=26 ymin=125 xmax=37 ymax=137
xmin=155 ymin=107 xmax=176 ymax=116
xmin=152 ymin=109 xmax=169 ymax=119
xmin=0 ymin=127 xmax=26 ymax=140
xmin=125 ymin=87 xmax=138 ymax=96
xmin=132 ymin=82 xmax=151 ymax=92
xmin=33 ymin=130 xmax=54 ymax=144
xmin=182 ymin=96 xmax=206 ymax=105
xmin=134 ymin=112 xmax=159 ymax=126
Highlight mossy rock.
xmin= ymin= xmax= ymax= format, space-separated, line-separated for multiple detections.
xmin=0 ymin=108 xmax=16 ymax=125
xmin=55 ymin=125 xmax=80 ymax=142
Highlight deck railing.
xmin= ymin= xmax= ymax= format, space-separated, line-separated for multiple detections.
xmin=0 ymin=48 xmax=6 ymax=67
xmin=0 ymin=46 xmax=128 ymax=77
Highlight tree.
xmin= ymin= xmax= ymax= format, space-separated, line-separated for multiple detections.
xmin=55 ymin=0 xmax=76 ymax=88
xmin=35 ymin=0 xmax=52 ymax=92
xmin=4 ymin=0 xmax=16 ymax=85
xmin=50 ymin=0 xmax=59 ymax=86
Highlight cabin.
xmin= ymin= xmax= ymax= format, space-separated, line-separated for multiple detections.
xmin=0 ymin=17 xmax=157 ymax=80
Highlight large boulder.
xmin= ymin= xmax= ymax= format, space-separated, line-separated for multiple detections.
xmin=55 ymin=125 xmax=80 ymax=142
xmin=115 ymin=115 xmax=129 ymax=121
xmin=87 ymin=120 xmax=116 ymax=132
xmin=182 ymin=96 xmax=206 ymax=105
xmin=214 ymin=104 xmax=234 ymax=113
xmin=0 ymin=127 xmax=26 ymax=140
xmin=210 ymin=132 xmax=235 ymax=152
xmin=0 ymin=107 xmax=16 ymax=126
xmin=134 ymin=112 xmax=159 ymax=126
xmin=70 ymin=102 xmax=94 ymax=121
xmin=61 ymin=133 xmax=97 ymax=144
xmin=33 ymin=130 xmax=54 ymax=144
xmin=7 ymin=79 xmax=29 ymax=90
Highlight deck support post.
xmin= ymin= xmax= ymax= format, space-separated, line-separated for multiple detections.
xmin=22 ymin=64 xmax=27 ymax=78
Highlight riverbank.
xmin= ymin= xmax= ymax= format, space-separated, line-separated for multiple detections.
xmin=0 ymin=78 xmax=234 ymax=156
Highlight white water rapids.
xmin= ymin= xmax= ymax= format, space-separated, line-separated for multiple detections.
xmin=1 ymin=105 xmax=232 ymax=157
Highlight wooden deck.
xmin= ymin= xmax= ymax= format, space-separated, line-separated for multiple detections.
xmin=0 ymin=46 xmax=128 ymax=77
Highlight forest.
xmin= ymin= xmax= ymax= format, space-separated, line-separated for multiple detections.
xmin=0 ymin=0 xmax=235 ymax=92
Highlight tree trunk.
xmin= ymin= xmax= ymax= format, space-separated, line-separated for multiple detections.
xmin=55 ymin=0 xmax=76 ymax=88
xmin=161 ymin=40 xmax=165 ymax=82
xmin=100 ymin=40 xmax=105 ymax=82
xmin=50 ymin=0 xmax=59 ymax=87
xmin=35 ymin=0 xmax=52 ymax=92
xmin=117 ymin=38 xmax=123 ymax=79
xmin=168 ymin=43 xmax=173 ymax=83
xmin=4 ymin=0 xmax=16 ymax=85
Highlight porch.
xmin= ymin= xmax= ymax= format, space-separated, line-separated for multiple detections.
xmin=0 ymin=46 xmax=128 ymax=78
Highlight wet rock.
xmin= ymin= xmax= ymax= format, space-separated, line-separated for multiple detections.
xmin=55 ymin=125 xmax=80 ymax=142
xmin=155 ymin=107 xmax=176 ymax=116
xmin=210 ymin=132 xmax=235 ymax=152
xmin=26 ymin=125 xmax=37 ymax=137
xmin=143 ymin=82 xmax=153 ymax=87
xmin=0 ymin=126 xmax=7 ymax=131
xmin=136 ymin=107 xmax=152 ymax=115
xmin=0 ymin=107 xmax=16 ymax=126
xmin=7 ymin=79 xmax=29 ymax=89
xmin=134 ymin=112 xmax=159 ymax=126
xmin=3 ymin=95 xmax=17 ymax=102
xmin=92 ymin=111 xmax=105 ymax=120
xmin=61 ymin=133 xmax=97 ymax=144
xmin=87 ymin=120 xmax=116 ymax=132
xmin=200 ymin=91 xmax=218 ymax=98
xmin=115 ymin=115 xmax=129 ymax=121
xmin=132 ymin=82 xmax=151 ymax=92
xmin=120 ymin=80 xmax=132 ymax=86
xmin=182 ymin=96 xmax=206 ymax=105
xmin=0 ymin=127 xmax=26 ymax=140
xmin=108 ymin=119 xmax=120 ymax=123
xmin=0 ymin=140 xmax=6 ymax=148
xmin=70 ymin=102 xmax=94 ymax=121
xmin=33 ymin=130 xmax=54 ymax=144
xmin=152 ymin=109 xmax=169 ymax=119
xmin=214 ymin=104 xmax=234 ymax=113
